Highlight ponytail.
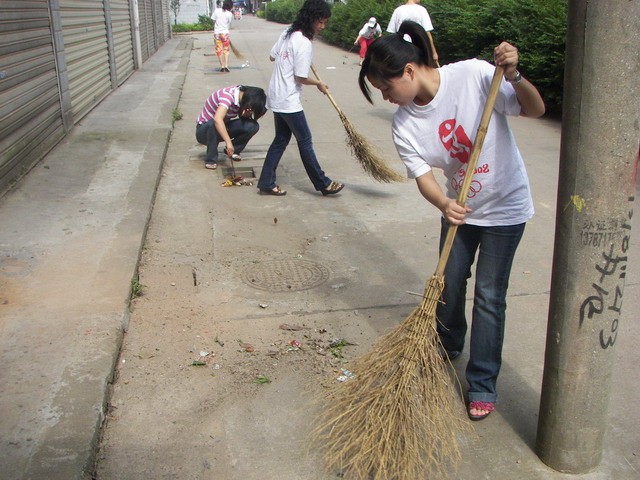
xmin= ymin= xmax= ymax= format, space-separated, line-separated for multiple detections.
xmin=358 ymin=20 xmax=436 ymax=104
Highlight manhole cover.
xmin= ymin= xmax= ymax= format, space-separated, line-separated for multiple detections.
xmin=241 ymin=259 xmax=330 ymax=292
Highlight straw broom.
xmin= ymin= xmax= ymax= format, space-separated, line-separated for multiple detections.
xmin=311 ymin=66 xmax=505 ymax=480
xmin=230 ymin=41 xmax=245 ymax=60
xmin=311 ymin=65 xmax=404 ymax=183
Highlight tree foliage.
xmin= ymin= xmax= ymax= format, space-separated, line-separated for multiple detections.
xmin=422 ymin=0 xmax=567 ymax=112
xmin=319 ymin=0 xmax=567 ymax=114
xmin=170 ymin=0 xmax=181 ymax=25
xmin=263 ymin=0 xmax=305 ymax=24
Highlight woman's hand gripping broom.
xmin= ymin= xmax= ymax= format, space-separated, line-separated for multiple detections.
xmin=310 ymin=65 xmax=404 ymax=183
xmin=311 ymin=66 xmax=505 ymax=480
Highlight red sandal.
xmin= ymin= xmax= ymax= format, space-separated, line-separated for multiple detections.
xmin=468 ymin=401 xmax=495 ymax=421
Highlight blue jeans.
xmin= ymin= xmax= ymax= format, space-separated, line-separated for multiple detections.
xmin=257 ymin=111 xmax=331 ymax=191
xmin=436 ymin=219 xmax=526 ymax=403
xmin=195 ymin=118 xmax=259 ymax=164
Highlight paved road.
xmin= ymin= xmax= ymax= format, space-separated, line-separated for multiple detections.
xmin=0 ymin=15 xmax=638 ymax=480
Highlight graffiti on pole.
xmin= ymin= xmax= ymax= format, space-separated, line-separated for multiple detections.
xmin=578 ymin=197 xmax=634 ymax=349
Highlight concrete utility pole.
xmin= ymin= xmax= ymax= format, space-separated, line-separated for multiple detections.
xmin=536 ymin=1 xmax=639 ymax=473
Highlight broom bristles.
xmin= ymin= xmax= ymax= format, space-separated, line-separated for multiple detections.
xmin=310 ymin=274 xmax=470 ymax=480
xmin=338 ymin=111 xmax=405 ymax=184
xmin=230 ymin=41 xmax=245 ymax=60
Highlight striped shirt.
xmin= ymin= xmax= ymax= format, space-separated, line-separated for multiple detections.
xmin=197 ymin=86 xmax=241 ymax=124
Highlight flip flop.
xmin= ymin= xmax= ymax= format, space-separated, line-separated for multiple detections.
xmin=259 ymin=186 xmax=287 ymax=196
xmin=205 ymin=163 xmax=217 ymax=169
xmin=321 ymin=181 xmax=344 ymax=196
xmin=230 ymin=154 xmax=241 ymax=161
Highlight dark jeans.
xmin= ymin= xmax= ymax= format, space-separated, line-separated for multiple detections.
xmin=195 ymin=118 xmax=259 ymax=164
xmin=257 ymin=111 xmax=331 ymax=191
xmin=436 ymin=218 xmax=526 ymax=403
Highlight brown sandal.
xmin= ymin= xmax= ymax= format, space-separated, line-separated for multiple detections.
xmin=321 ymin=181 xmax=344 ymax=196
xmin=259 ymin=186 xmax=287 ymax=196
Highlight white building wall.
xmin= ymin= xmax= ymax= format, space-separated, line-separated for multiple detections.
xmin=174 ymin=0 xmax=210 ymax=24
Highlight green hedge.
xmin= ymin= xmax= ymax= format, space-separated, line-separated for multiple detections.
xmin=263 ymin=0 xmax=304 ymax=23
xmin=321 ymin=0 xmax=395 ymax=50
xmin=172 ymin=23 xmax=208 ymax=32
xmin=172 ymin=14 xmax=214 ymax=33
xmin=197 ymin=14 xmax=214 ymax=30
xmin=319 ymin=0 xmax=567 ymax=114
xmin=424 ymin=0 xmax=567 ymax=112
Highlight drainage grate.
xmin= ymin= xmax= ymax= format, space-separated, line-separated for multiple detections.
xmin=221 ymin=166 xmax=256 ymax=178
xmin=241 ymin=259 xmax=330 ymax=292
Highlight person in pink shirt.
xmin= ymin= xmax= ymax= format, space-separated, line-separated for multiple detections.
xmin=196 ymin=85 xmax=266 ymax=169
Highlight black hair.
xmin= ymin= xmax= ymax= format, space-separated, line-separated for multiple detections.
xmin=239 ymin=86 xmax=267 ymax=120
xmin=223 ymin=0 xmax=233 ymax=11
xmin=358 ymin=20 xmax=436 ymax=104
xmin=286 ymin=0 xmax=331 ymax=41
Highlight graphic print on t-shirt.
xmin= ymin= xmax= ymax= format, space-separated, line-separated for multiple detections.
xmin=439 ymin=119 xmax=472 ymax=164
xmin=439 ymin=118 xmax=484 ymax=198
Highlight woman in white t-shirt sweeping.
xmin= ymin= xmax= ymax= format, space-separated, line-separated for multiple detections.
xmin=358 ymin=21 xmax=545 ymax=421
xmin=257 ymin=0 xmax=344 ymax=196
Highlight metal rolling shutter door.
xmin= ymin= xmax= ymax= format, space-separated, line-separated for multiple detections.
xmin=137 ymin=0 xmax=148 ymax=63
xmin=153 ymin=0 xmax=164 ymax=47
xmin=161 ymin=0 xmax=171 ymax=43
xmin=0 ymin=0 xmax=65 ymax=192
xmin=59 ymin=0 xmax=112 ymax=121
xmin=110 ymin=0 xmax=134 ymax=84
xmin=139 ymin=0 xmax=155 ymax=61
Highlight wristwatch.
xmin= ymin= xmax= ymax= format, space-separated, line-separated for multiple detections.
xmin=507 ymin=70 xmax=522 ymax=85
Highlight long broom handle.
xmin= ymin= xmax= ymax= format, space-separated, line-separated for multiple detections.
xmin=434 ymin=66 xmax=505 ymax=277
xmin=310 ymin=65 xmax=344 ymax=116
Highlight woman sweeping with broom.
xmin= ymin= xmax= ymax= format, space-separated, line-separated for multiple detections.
xmin=359 ymin=21 xmax=545 ymax=421
xmin=212 ymin=0 xmax=233 ymax=72
xmin=257 ymin=0 xmax=344 ymax=196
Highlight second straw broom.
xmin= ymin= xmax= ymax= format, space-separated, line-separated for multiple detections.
xmin=311 ymin=65 xmax=404 ymax=184
xmin=230 ymin=41 xmax=244 ymax=60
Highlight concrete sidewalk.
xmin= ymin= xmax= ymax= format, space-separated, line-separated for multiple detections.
xmin=0 ymin=36 xmax=191 ymax=479
xmin=1 ymin=15 xmax=638 ymax=480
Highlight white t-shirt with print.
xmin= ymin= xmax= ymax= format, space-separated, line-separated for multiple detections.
xmin=387 ymin=4 xmax=434 ymax=33
xmin=392 ymin=59 xmax=534 ymax=227
xmin=359 ymin=23 xmax=382 ymax=39
xmin=267 ymin=29 xmax=313 ymax=113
